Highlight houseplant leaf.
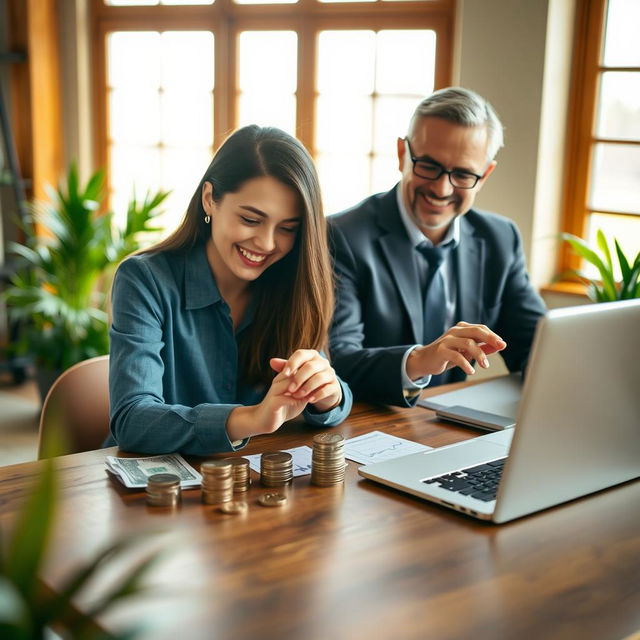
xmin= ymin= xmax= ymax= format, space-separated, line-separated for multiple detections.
xmin=614 ymin=239 xmax=631 ymax=282
xmin=562 ymin=233 xmax=617 ymax=300
xmin=39 ymin=532 xmax=164 ymax=633
xmin=3 ymin=163 xmax=167 ymax=387
xmin=596 ymin=229 xmax=612 ymax=272
xmin=0 ymin=576 xmax=32 ymax=639
xmin=4 ymin=459 xmax=56 ymax=602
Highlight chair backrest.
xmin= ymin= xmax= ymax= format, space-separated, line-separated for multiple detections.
xmin=37 ymin=355 xmax=110 ymax=459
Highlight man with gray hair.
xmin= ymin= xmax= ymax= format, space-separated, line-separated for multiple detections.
xmin=328 ymin=86 xmax=546 ymax=407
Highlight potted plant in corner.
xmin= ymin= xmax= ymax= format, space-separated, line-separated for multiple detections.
xmin=0 ymin=451 xmax=166 ymax=639
xmin=3 ymin=163 xmax=168 ymax=401
xmin=561 ymin=229 xmax=640 ymax=302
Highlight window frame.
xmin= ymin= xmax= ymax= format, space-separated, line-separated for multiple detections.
xmin=559 ymin=0 xmax=640 ymax=275
xmin=90 ymin=0 xmax=454 ymax=201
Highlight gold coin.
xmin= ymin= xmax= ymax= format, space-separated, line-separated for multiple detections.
xmin=224 ymin=457 xmax=250 ymax=467
xmin=313 ymin=432 xmax=344 ymax=445
xmin=218 ymin=501 xmax=248 ymax=515
xmin=261 ymin=451 xmax=293 ymax=464
xmin=257 ymin=492 xmax=287 ymax=507
xmin=201 ymin=460 xmax=232 ymax=475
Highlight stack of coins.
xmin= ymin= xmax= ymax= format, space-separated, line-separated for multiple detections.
xmin=260 ymin=451 xmax=293 ymax=487
xmin=311 ymin=433 xmax=346 ymax=486
xmin=146 ymin=473 xmax=181 ymax=507
xmin=224 ymin=457 xmax=251 ymax=493
xmin=201 ymin=460 xmax=233 ymax=504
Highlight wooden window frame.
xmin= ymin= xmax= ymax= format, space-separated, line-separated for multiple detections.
xmin=559 ymin=0 xmax=640 ymax=276
xmin=89 ymin=0 xmax=454 ymax=195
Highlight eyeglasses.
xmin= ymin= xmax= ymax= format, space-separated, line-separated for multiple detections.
xmin=404 ymin=138 xmax=483 ymax=189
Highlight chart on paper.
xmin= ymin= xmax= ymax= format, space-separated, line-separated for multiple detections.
xmin=344 ymin=431 xmax=431 ymax=465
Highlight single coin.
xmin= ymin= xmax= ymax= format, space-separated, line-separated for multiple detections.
xmin=201 ymin=460 xmax=233 ymax=475
xmin=218 ymin=501 xmax=248 ymax=515
xmin=146 ymin=472 xmax=181 ymax=487
xmin=313 ymin=432 xmax=344 ymax=445
xmin=224 ymin=457 xmax=250 ymax=467
xmin=261 ymin=451 xmax=293 ymax=464
xmin=257 ymin=492 xmax=287 ymax=507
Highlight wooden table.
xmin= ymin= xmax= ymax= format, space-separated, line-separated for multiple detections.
xmin=1 ymin=385 xmax=639 ymax=640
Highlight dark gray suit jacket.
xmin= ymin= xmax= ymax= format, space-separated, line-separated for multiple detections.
xmin=328 ymin=186 xmax=546 ymax=407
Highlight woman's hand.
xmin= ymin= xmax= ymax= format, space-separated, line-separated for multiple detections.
xmin=270 ymin=349 xmax=342 ymax=413
xmin=225 ymin=350 xmax=342 ymax=442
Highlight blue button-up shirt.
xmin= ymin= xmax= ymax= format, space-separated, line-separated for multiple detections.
xmin=106 ymin=243 xmax=352 ymax=455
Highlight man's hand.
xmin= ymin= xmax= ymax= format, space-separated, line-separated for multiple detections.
xmin=406 ymin=321 xmax=507 ymax=380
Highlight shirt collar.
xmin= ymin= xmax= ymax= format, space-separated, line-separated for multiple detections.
xmin=395 ymin=183 xmax=460 ymax=249
xmin=184 ymin=243 xmax=223 ymax=310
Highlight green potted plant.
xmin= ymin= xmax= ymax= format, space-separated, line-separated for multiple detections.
xmin=3 ymin=163 xmax=168 ymax=399
xmin=0 ymin=455 xmax=164 ymax=639
xmin=561 ymin=229 xmax=640 ymax=302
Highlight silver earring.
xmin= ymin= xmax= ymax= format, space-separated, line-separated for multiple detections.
xmin=204 ymin=215 xmax=211 ymax=224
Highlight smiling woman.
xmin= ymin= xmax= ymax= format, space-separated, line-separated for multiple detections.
xmin=106 ymin=125 xmax=353 ymax=456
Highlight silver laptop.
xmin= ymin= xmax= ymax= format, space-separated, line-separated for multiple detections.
xmin=417 ymin=373 xmax=522 ymax=430
xmin=358 ymin=299 xmax=640 ymax=523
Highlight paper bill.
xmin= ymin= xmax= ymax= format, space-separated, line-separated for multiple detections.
xmin=105 ymin=453 xmax=202 ymax=489
xmin=344 ymin=431 xmax=431 ymax=465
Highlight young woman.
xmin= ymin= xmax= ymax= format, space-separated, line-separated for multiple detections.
xmin=106 ymin=125 xmax=352 ymax=455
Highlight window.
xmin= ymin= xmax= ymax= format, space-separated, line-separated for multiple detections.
xmin=107 ymin=31 xmax=215 ymax=229
xmin=562 ymin=0 xmax=640 ymax=276
xmin=91 ymin=0 xmax=453 ymax=229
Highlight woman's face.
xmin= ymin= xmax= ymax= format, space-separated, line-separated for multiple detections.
xmin=202 ymin=176 xmax=301 ymax=288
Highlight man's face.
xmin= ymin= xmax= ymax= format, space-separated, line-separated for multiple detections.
xmin=397 ymin=116 xmax=496 ymax=244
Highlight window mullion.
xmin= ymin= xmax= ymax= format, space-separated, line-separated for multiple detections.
xmin=559 ymin=0 xmax=607 ymax=273
xmin=215 ymin=14 xmax=233 ymax=145
xmin=296 ymin=19 xmax=316 ymax=152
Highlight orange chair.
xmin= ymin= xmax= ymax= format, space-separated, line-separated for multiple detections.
xmin=37 ymin=355 xmax=110 ymax=459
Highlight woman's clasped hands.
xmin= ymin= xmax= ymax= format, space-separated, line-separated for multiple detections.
xmin=226 ymin=349 xmax=342 ymax=442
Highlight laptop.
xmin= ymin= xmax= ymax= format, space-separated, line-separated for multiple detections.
xmin=358 ymin=299 xmax=640 ymax=523
xmin=417 ymin=373 xmax=522 ymax=430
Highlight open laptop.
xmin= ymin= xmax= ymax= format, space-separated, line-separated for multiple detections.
xmin=358 ymin=299 xmax=640 ymax=523
xmin=417 ymin=373 xmax=522 ymax=431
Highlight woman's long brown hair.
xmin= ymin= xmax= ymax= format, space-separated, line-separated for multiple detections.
xmin=142 ymin=125 xmax=334 ymax=385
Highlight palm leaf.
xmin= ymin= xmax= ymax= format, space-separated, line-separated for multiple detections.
xmin=596 ymin=229 xmax=612 ymax=271
xmin=614 ymin=239 xmax=631 ymax=282
xmin=5 ymin=162 xmax=167 ymax=370
xmin=562 ymin=232 xmax=617 ymax=300
xmin=621 ymin=262 xmax=640 ymax=300
xmin=39 ymin=533 xmax=160 ymax=626
xmin=0 ymin=576 xmax=32 ymax=639
xmin=4 ymin=459 xmax=57 ymax=601
xmin=85 ymin=551 xmax=164 ymax=620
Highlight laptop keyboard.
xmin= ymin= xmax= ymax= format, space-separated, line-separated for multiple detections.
xmin=422 ymin=458 xmax=507 ymax=502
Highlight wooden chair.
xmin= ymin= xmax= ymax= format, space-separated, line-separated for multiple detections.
xmin=37 ymin=355 xmax=110 ymax=459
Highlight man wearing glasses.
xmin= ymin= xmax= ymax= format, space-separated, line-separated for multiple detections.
xmin=328 ymin=87 xmax=546 ymax=407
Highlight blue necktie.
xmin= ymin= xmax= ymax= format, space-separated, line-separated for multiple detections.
xmin=417 ymin=242 xmax=454 ymax=386
xmin=417 ymin=242 xmax=449 ymax=347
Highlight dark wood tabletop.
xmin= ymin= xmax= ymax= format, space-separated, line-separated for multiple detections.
xmin=1 ymin=382 xmax=639 ymax=640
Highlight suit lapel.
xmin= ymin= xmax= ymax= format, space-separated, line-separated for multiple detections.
xmin=456 ymin=216 xmax=484 ymax=324
xmin=376 ymin=190 xmax=424 ymax=344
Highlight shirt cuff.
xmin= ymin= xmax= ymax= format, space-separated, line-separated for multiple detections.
xmin=302 ymin=377 xmax=352 ymax=427
xmin=401 ymin=345 xmax=432 ymax=389
xmin=194 ymin=403 xmax=250 ymax=453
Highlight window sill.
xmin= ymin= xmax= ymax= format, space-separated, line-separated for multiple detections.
xmin=540 ymin=281 xmax=589 ymax=298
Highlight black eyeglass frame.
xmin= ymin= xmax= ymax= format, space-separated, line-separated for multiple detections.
xmin=403 ymin=138 xmax=484 ymax=189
